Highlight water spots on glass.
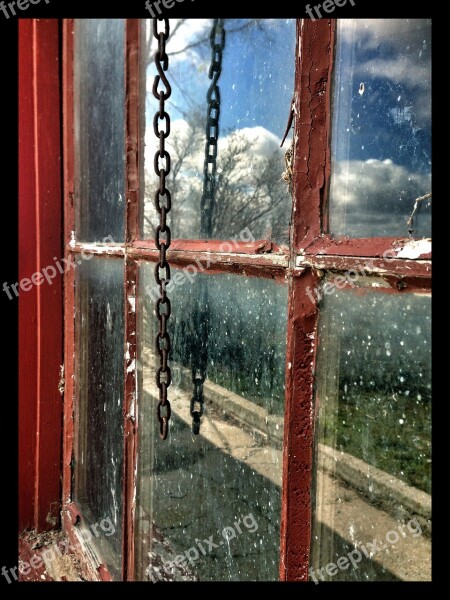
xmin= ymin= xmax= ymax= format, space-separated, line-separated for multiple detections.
xmin=135 ymin=268 xmax=288 ymax=581
xmin=74 ymin=20 xmax=126 ymax=242
xmin=311 ymin=286 xmax=431 ymax=581
xmin=329 ymin=19 xmax=431 ymax=237
xmin=74 ymin=258 xmax=125 ymax=578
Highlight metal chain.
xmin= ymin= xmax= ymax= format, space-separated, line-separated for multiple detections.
xmin=190 ymin=20 xmax=226 ymax=436
xmin=200 ymin=19 xmax=226 ymax=238
xmin=190 ymin=278 xmax=209 ymax=435
xmin=153 ymin=18 xmax=172 ymax=440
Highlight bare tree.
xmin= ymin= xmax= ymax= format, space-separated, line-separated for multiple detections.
xmin=144 ymin=116 xmax=290 ymax=243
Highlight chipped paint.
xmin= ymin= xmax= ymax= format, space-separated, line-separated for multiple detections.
xmin=396 ymin=239 xmax=431 ymax=259
xmin=126 ymin=359 xmax=136 ymax=375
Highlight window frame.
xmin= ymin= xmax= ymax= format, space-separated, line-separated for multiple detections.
xmin=61 ymin=18 xmax=431 ymax=581
xmin=19 ymin=18 xmax=63 ymax=535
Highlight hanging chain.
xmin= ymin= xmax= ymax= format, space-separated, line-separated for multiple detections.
xmin=153 ymin=18 xmax=172 ymax=440
xmin=200 ymin=19 xmax=226 ymax=237
xmin=190 ymin=278 xmax=209 ymax=435
xmin=190 ymin=20 xmax=226 ymax=436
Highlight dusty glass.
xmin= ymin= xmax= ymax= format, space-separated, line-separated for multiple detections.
xmin=329 ymin=19 xmax=431 ymax=238
xmin=74 ymin=19 xmax=126 ymax=243
xmin=142 ymin=19 xmax=296 ymax=243
xmin=135 ymin=268 xmax=288 ymax=581
xmin=311 ymin=285 xmax=431 ymax=581
xmin=74 ymin=258 xmax=125 ymax=577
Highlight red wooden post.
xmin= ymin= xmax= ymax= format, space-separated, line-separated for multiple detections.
xmin=19 ymin=19 xmax=63 ymax=533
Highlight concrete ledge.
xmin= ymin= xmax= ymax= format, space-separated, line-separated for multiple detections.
xmin=146 ymin=355 xmax=431 ymax=532
xmin=318 ymin=443 xmax=431 ymax=533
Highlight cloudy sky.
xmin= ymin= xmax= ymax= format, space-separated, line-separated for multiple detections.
xmin=329 ymin=19 xmax=431 ymax=238
xmin=144 ymin=19 xmax=431 ymax=241
xmin=144 ymin=19 xmax=296 ymax=240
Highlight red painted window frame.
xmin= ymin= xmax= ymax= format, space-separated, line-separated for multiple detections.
xmin=281 ymin=20 xmax=431 ymax=581
xmin=19 ymin=19 xmax=63 ymax=535
xmin=60 ymin=18 xmax=431 ymax=582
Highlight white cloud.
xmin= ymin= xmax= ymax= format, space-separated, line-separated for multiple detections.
xmin=338 ymin=19 xmax=430 ymax=53
xmin=330 ymin=158 xmax=431 ymax=236
xmin=144 ymin=121 xmax=282 ymax=177
xmin=336 ymin=19 xmax=431 ymax=129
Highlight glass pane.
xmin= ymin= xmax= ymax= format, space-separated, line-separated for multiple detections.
xmin=143 ymin=19 xmax=295 ymax=243
xmin=74 ymin=19 xmax=126 ymax=242
xmin=135 ymin=268 xmax=287 ymax=581
xmin=74 ymin=258 xmax=125 ymax=578
xmin=311 ymin=286 xmax=431 ymax=582
xmin=329 ymin=19 xmax=431 ymax=238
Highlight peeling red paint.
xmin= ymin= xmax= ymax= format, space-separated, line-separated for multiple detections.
xmin=292 ymin=20 xmax=335 ymax=250
xmin=128 ymin=247 xmax=288 ymax=281
xmin=62 ymin=19 xmax=75 ymax=518
xmin=122 ymin=21 xmax=141 ymax=581
xmin=131 ymin=238 xmax=287 ymax=255
xmin=66 ymin=503 xmax=81 ymax=526
xmin=125 ymin=20 xmax=141 ymax=244
xmin=299 ymin=254 xmax=431 ymax=280
xmin=280 ymin=270 xmax=320 ymax=581
xmin=304 ymin=236 xmax=432 ymax=261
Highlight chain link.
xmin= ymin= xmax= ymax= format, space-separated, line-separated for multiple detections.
xmin=200 ymin=19 xmax=226 ymax=238
xmin=190 ymin=278 xmax=209 ymax=435
xmin=153 ymin=18 xmax=172 ymax=440
xmin=190 ymin=20 xmax=226 ymax=436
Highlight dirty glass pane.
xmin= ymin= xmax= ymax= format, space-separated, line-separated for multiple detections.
xmin=74 ymin=19 xmax=126 ymax=242
xmin=135 ymin=268 xmax=287 ymax=581
xmin=74 ymin=258 xmax=125 ymax=577
xmin=311 ymin=285 xmax=431 ymax=582
xmin=329 ymin=19 xmax=431 ymax=238
xmin=142 ymin=19 xmax=295 ymax=243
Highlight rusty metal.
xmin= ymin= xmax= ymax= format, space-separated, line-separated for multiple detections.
xmin=153 ymin=18 xmax=172 ymax=440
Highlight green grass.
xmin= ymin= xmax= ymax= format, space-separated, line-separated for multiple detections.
xmin=322 ymin=389 xmax=431 ymax=494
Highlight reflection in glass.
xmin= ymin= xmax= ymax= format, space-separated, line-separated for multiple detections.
xmin=135 ymin=269 xmax=287 ymax=581
xmin=74 ymin=258 xmax=125 ymax=578
xmin=311 ymin=286 xmax=431 ymax=581
xmin=143 ymin=19 xmax=296 ymax=243
xmin=74 ymin=19 xmax=126 ymax=242
xmin=329 ymin=19 xmax=431 ymax=238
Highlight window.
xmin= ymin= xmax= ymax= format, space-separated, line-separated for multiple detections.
xmin=61 ymin=18 xmax=431 ymax=581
